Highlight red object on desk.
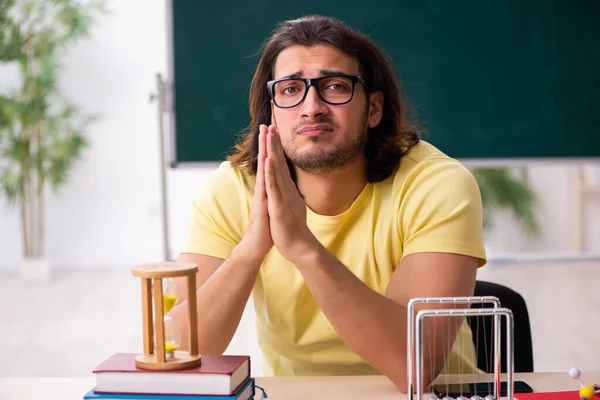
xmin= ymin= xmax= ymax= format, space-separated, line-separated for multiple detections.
xmin=92 ymin=353 xmax=251 ymax=396
xmin=514 ymin=390 xmax=584 ymax=399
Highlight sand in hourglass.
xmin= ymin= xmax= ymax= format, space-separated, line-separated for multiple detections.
xmin=162 ymin=293 xmax=180 ymax=356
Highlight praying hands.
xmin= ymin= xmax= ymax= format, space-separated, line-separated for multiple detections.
xmin=245 ymin=124 xmax=320 ymax=264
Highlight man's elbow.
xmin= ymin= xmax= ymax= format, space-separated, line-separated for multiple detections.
xmin=383 ymin=361 xmax=437 ymax=394
xmin=379 ymin=358 xmax=409 ymax=393
xmin=387 ymin=373 xmax=434 ymax=395
xmin=390 ymin=374 xmax=408 ymax=394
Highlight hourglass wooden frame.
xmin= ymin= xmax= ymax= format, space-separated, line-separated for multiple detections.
xmin=407 ymin=296 xmax=515 ymax=400
xmin=132 ymin=261 xmax=202 ymax=370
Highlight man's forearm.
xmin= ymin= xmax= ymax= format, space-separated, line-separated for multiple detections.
xmin=293 ymin=245 xmax=447 ymax=392
xmin=171 ymin=243 xmax=262 ymax=354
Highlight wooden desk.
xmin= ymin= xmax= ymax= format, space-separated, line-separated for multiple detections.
xmin=2 ymin=372 xmax=599 ymax=400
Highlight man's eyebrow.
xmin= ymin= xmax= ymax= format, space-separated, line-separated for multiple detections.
xmin=276 ymin=69 xmax=354 ymax=80
xmin=319 ymin=69 xmax=352 ymax=77
xmin=278 ymin=71 xmax=303 ymax=79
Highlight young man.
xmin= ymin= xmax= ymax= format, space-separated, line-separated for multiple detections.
xmin=168 ymin=15 xmax=486 ymax=392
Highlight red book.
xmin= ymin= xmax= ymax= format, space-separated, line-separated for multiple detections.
xmin=93 ymin=353 xmax=250 ymax=396
xmin=515 ymin=391 xmax=584 ymax=399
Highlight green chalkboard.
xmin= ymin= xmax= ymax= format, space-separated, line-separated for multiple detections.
xmin=168 ymin=0 xmax=600 ymax=165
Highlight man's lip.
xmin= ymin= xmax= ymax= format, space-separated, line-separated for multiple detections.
xmin=298 ymin=125 xmax=334 ymax=134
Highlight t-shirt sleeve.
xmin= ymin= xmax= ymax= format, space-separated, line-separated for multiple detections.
xmin=399 ymin=159 xmax=487 ymax=267
xmin=179 ymin=162 xmax=249 ymax=260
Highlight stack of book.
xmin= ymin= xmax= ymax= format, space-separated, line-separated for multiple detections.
xmin=82 ymin=353 xmax=254 ymax=400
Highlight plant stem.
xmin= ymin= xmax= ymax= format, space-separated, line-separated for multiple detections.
xmin=36 ymin=120 xmax=45 ymax=258
xmin=21 ymin=29 xmax=33 ymax=259
xmin=27 ymin=175 xmax=35 ymax=258
xmin=19 ymin=190 xmax=30 ymax=258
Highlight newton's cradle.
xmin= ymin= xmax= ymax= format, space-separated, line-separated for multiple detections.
xmin=407 ymin=296 xmax=598 ymax=400
xmin=407 ymin=296 xmax=512 ymax=400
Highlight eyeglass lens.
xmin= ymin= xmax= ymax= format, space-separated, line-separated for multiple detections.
xmin=273 ymin=76 xmax=355 ymax=107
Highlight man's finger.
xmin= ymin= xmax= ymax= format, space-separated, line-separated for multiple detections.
xmin=256 ymin=154 xmax=266 ymax=199
xmin=272 ymin=125 xmax=287 ymax=164
xmin=272 ymin=125 xmax=293 ymax=181
xmin=266 ymin=127 xmax=281 ymax=178
xmin=254 ymin=129 xmax=267 ymax=202
xmin=266 ymin=125 xmax=277 ymax=162
xmin=267 ymin=126 xmax=289 ymax=187
xmin=271 ymin=133 xmax=288 ymax=195
xmin=264 ymin=156 xmax=281 ymax=205
xmin=258 ymin=124 xmax=267 ymax=157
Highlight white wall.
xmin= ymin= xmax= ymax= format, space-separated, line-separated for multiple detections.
xmin=483 ymin=165 xmax=594 ymax=257
xmin=1 ymin=0 xmax=599 ymax=272
xmin=1 ymin=0 xmax=171 ymax=270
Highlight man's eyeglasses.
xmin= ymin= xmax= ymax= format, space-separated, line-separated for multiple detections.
xmin=267 ymin=74 xmax=365 ymax=109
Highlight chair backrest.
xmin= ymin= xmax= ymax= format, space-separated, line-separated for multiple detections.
xmin=467 ymin=280 xmax=534 ymax=373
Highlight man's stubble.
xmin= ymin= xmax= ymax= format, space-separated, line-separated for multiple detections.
xmin=282 ymin=112 xmax=369 ymax=175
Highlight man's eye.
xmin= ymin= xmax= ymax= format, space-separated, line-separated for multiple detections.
xmin=282 ymin=86 xmax=300 ymax=95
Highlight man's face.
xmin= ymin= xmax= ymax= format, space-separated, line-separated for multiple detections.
xmin=270 ymin=44 xmax=381 ymax=174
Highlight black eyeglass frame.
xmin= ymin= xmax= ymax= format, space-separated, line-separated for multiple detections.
xmin=266 ymin=73 xmax=366 ymax=109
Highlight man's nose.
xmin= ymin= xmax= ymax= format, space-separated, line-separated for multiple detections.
xmin=299 ymin=86 xmax=329 ymax=119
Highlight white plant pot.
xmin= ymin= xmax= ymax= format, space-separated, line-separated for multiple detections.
xmin=21 ymin=257 xmax=51 ymax=281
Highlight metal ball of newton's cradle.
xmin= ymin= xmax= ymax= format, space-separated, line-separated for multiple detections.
xmin=427 ymin=396 xmax=487 ymax=400
xmin=427 ymin=396 xmax=493 ymax=400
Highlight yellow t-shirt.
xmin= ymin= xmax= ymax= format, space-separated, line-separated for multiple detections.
xmin=180 ymin=140 xmax=487 ymax=377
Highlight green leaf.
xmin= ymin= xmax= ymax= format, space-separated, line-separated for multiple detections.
xmin=0 ymin=94 xmax=18 ymax=129
xmin=0 ymin=0 xmax=19 ymax=62
xmin=0 ymin=167 xmax=25 ymax=204
xmin=472 ymin=167 xmax=540 ymax=237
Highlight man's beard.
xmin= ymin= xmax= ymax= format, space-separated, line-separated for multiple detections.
xmin=284 ymin=114 xmax=368 ymax=175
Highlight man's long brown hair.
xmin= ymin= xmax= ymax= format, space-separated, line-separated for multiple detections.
xmin=228 ymin=15 xmax=422 ymax=182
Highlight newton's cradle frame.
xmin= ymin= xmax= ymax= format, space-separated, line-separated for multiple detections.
xmin=407 ymin=296 xmax=514 ymax=400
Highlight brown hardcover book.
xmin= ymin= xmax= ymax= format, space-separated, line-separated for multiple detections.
xmin=93 ymin=353 xmax=250 ymax=396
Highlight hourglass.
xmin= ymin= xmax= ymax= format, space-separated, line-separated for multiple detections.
xmin=131 ymin=261 xmax=202 ymax=370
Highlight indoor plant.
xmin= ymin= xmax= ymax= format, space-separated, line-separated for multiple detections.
xmin=0 ymin=0 xmax=106 ymax=279
xmin=472 ymin=166 xmax=540 ymax=238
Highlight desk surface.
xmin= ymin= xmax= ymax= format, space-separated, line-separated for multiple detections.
xmin=3 ymin=372 xmax=599 ymax=400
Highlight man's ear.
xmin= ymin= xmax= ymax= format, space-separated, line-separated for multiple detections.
xmin=367 ymin=91 xmax=384 ymax=128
